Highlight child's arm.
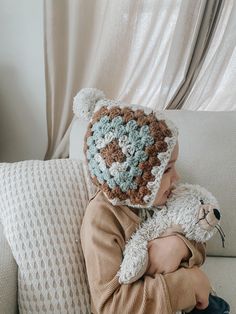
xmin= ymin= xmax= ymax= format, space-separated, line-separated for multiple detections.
xmin=146 ymin=235 xmax=191 ymax=275
xmin=146 ymin=234 xmax=206 ymax=275
xmin=145 ymin=236 xmax=210 ymax=310
xmin=165 ymin=266 xmax=211 ymax=311
xmin=80 ymin=199 xmax=205 ymax=313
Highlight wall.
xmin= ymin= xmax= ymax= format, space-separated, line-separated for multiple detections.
xmin=0 ymin=0 xmax=47 ymax=162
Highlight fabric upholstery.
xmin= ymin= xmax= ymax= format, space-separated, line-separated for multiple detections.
xmin=202 ymin=257 xmax=236 ymax=313
xmin=0 ymin=222 xmax=18 ymax=314
xmin=0 ymin=111 xmax=235 ymax=312
xmin=0 ymin=159 xmax=91 ymax=313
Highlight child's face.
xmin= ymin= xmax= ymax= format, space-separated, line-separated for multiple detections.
xmin=153 ymin=142 xmax=180 ymax=206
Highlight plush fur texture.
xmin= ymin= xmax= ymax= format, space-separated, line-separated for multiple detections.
xmin=118 ymin=183 xmax=221 ymax=284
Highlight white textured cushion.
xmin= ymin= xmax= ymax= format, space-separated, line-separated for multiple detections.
xmin=0 ymin=159 xmax=94 ymax=313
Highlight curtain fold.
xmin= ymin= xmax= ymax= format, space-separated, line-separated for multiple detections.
xmin=182 ymin=0 xmax=236 ymax=110
xmin=166 ymin=0 xmax=224 ymax=109
xmin=44 ymin=0 xmax=226 ymax=159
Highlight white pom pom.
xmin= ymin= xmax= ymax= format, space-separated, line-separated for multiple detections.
xmin=73 ymin=88 xmax=106 ymax=120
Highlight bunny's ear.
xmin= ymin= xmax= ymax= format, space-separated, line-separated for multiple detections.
xmin=73 ymin=88 xmax=106 ymax=121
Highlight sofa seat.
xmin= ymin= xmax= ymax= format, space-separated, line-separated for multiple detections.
xmin=202 ymin=256 xmax=236 ymax=313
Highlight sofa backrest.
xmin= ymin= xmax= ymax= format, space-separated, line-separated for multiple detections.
xmin=69 ymin=111 xmax=236 ymax=257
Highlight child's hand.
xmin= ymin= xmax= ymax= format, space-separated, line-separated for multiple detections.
xmin=146 ymin=235 xmax=190 ymax=275
xmin=187 ymin=267 xmax=211 ymax=310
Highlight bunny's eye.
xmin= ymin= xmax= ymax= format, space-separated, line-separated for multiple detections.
xmin=200 ymin=199 xmax=204 ymax=205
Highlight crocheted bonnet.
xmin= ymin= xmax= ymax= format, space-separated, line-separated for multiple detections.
xmin=73 ymin=88 xmax=178 ymax=208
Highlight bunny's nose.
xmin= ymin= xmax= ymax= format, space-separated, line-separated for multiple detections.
xmin=213 ymin=208 xmax=221 ymax=220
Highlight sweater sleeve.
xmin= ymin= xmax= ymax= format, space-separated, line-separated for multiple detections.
xmin=158 ymin=228 xmax=206 ymax=268
xmin=176 ymin=234 xmax=206 ymax=268
xmin=80 ymin=200 xmax=197 ymax=313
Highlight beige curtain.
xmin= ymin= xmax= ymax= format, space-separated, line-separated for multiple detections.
xmin=44 ymin=0 xmax=223 ymax=159
xmin=182 ymin=0 xmax=236 ymax=110
xmin=165 ymin=0 xmax=223 ymax=109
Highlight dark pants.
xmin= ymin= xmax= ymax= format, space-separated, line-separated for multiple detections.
xmin=185 ymin=294 xmax=230 ymax=314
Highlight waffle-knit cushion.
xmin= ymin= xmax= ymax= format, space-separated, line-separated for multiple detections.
xmin=0 ymin=159 xmax=96 ymax=313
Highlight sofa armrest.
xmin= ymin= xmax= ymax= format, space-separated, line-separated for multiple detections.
xmin=0 ymin=222 xmax=18 ymax=314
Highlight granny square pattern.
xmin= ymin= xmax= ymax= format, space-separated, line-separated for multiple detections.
xmin=84 ymin=104 xmax=178 ymax=208
xmin=72 ymin=88 xmax=179 ymax=208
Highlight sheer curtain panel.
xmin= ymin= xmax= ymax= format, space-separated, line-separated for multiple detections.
xmin=44 ymin=0 xmax=224 ymax=159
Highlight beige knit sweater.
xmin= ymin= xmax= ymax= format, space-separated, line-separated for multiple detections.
xmin=80 ymin=190 xmax=206 ymax=314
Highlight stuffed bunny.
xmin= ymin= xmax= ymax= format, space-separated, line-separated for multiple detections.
xmin=118 ymin=183 xmax=225 ymax=285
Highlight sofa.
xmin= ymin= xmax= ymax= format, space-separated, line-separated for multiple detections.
xmin=0 ymin=110 xmax=235 ymax=313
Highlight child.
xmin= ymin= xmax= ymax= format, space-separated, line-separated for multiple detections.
xmin=78 ymin=88 xmax=211 ymax=313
